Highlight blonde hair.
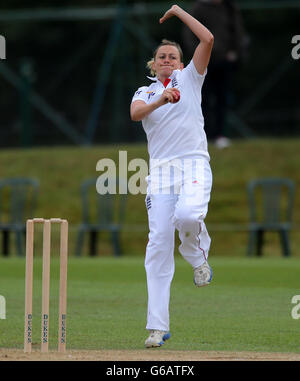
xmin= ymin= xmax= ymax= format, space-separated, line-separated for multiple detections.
xmin=146 ymin=59 xmax=156 ymax=76
xmin=146 ymin=39 xmax=184 ymax=76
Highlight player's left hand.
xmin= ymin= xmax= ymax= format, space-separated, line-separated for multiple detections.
xmin=159 ymin=5 xmax=181 ymax=24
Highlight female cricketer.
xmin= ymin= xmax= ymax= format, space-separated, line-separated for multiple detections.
xmin=130 ymin=5 xmax=214 ymax=348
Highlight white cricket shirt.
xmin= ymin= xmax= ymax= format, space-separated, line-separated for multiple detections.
xmin=131 ymin=59 xmax=210 ymax=162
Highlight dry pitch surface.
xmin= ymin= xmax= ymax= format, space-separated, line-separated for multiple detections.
xmin=1 ymin=349 xmax=300 ymax=361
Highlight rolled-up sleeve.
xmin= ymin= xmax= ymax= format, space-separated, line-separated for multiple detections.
xmin=131 ymin=86 xmax=149 ymax=104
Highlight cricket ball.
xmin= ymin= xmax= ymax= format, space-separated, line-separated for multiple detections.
xmin=173 ymin=89 xmax=180 ymax=103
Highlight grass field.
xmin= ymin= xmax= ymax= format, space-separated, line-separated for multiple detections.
xmin=0 ymin=138 xmax=299 ymax=257
xmin=0 ymin=256 xmax=300 ymax=354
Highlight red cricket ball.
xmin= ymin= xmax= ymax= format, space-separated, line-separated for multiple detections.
xmin=173 ymin=89 xmax=180 ymax=103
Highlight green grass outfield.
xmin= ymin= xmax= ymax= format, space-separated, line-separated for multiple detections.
xmin=0 ymin=256 xmax=300 ymax=353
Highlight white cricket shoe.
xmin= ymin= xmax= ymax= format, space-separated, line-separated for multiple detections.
xmin=193 ymin=261 xmax=213 ymax=287
xmin=144 ymin=330 xmax=171 ymax=348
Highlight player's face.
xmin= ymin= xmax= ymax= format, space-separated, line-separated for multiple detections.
xmin=153 ymin=45 xmax=183 ymax=79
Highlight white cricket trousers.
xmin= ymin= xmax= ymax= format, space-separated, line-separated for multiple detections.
xmin=144 ymin=157 xmax=212 ymax=332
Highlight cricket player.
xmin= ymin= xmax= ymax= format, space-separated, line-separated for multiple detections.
xmin=130 ymin=4 xmax=214 ymax=348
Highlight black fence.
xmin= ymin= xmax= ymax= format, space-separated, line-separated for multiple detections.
xmin=0 ymin=0 xmax=299 ymax=148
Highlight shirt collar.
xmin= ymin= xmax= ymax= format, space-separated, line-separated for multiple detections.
xmin=146 ymin=70 xmax=177 ymax=83
xmin=147 ymin=76 xmax=157 ymax=81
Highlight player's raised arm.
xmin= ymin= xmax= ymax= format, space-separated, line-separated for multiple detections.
xmin=159 ymin=5 xmax=214 ymax=75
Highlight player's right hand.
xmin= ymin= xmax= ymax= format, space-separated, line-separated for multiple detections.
xmin=160 ymin=88 xmax=181 ymax=104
